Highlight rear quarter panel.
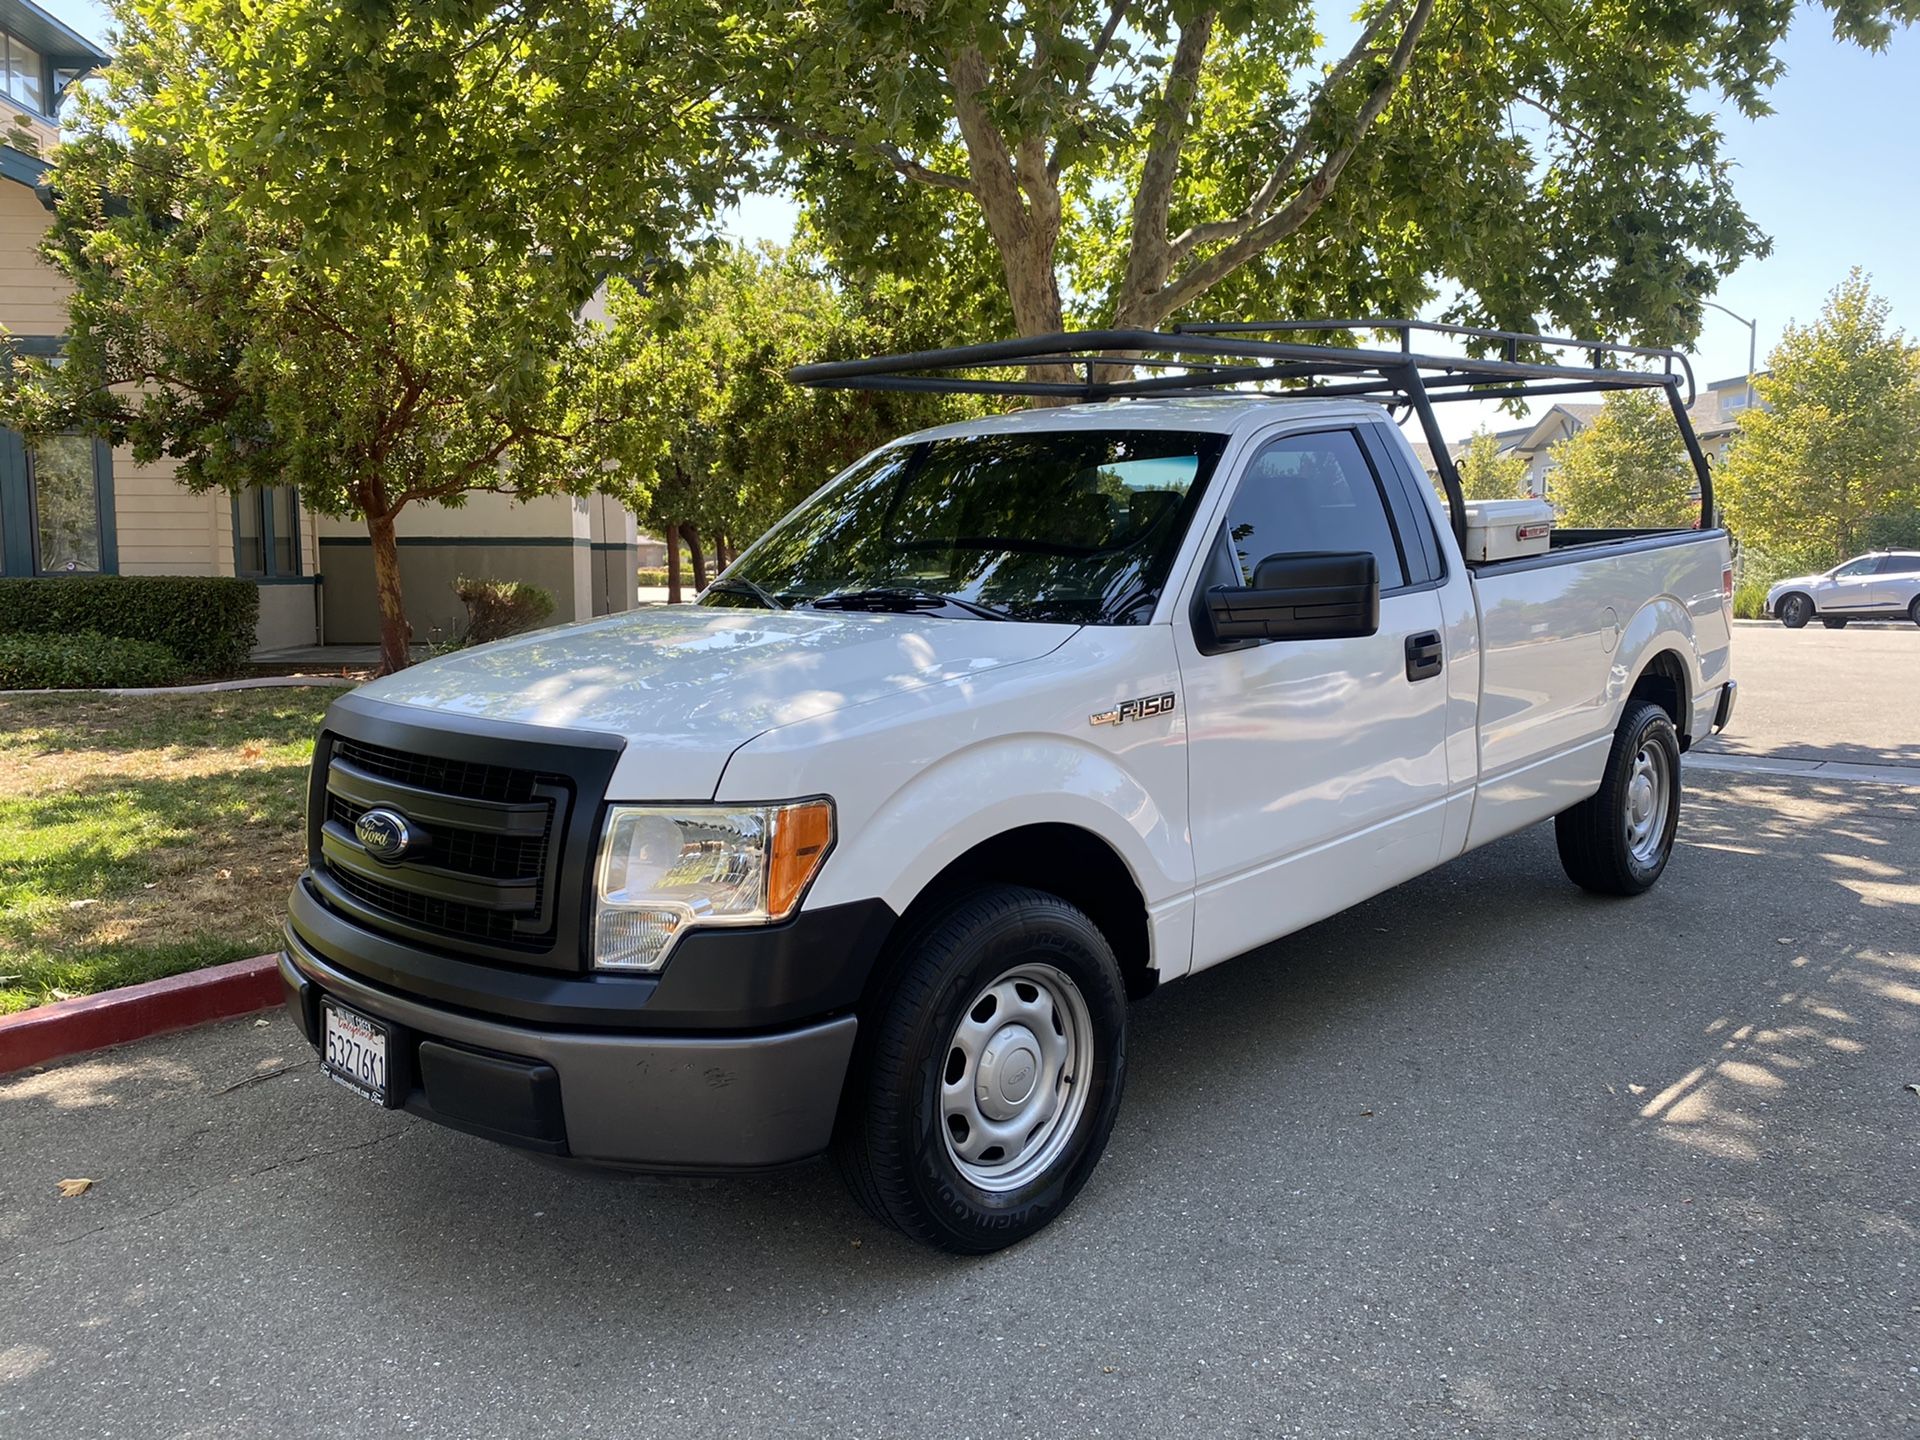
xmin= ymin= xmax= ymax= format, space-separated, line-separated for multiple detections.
xmin=1466 ymin=534 xmax=1730 ymax=848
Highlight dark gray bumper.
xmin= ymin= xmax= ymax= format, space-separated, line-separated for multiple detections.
xmin=1712 ymin=678 xmax=1738 ymax=732
xmin=281 ymin=936 xmax=857 ymax=1172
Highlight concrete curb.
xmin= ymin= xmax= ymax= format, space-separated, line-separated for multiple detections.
xmin=0 ymin=954 xmax=283 ymax=1076
xmin=2 ymin=675 xmax=360 ymax=698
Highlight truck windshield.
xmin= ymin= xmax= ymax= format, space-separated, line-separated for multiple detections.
xmin=703 ymin=429 xmax=1227 ymax=625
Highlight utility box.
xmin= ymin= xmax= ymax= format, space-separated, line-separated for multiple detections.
xmin=1460 ymin=498 xmax=1555 ymax=564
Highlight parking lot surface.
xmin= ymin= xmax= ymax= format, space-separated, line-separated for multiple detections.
xmin=3 ymin=631 xmax=1916 ymax=1439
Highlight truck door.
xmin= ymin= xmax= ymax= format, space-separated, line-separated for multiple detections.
xmin=1176 ymin=424 xmax=1449 ymax=972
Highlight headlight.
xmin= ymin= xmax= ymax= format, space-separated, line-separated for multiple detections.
xmin=591 ymin=799 xmax=834 ymax=972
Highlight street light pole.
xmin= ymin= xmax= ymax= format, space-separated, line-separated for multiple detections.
xmin=1701 ymin=300 xmax=1759 ymax=411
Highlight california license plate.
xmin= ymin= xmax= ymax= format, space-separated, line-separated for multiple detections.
xmin=321 ymin=999 xmax=391 ymax=1106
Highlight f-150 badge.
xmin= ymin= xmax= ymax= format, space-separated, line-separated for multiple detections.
xmin=1091 ymin=692 xmax=1177 ymax=727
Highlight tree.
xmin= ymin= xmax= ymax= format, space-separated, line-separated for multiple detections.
xmin=1545 ymin=391 xmax=1697 ymax=528
xmin=1452 ymin=430 xmax=1531 ymax=501
xmin=744 ymin=1 xmax=1919 ymax=352
xmin=1718 ymin=270 xmax=1920 ymax=573
xmin=604 ymin=245 xmax=979 ymax=601
xmin=1 ymin=0 xmax=744 ymax=672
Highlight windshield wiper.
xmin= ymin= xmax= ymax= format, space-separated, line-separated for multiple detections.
xmin=808 ymin=586 xmax=1011 ymax=621
xmin=702 ymin=576 xmax=787 ymax=610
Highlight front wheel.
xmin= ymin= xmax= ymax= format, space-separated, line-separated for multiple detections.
xmin=1555 ymin=700 xmax=1683 ymax=896
xmin=834 ymin=885 xmax=1128 ymax=1253
xmin=1909 ymin=596 xmax=1920 ymax=627
xmin=1779 ymin=594 xmax=1812 ymax=628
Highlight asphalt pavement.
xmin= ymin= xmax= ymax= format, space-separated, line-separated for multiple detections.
xmin=2 ymin=627 xmax=1916 ymax=1439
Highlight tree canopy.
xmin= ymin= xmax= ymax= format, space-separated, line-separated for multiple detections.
xmin=2 ymin=0 xmax=748 ymax=671
xmin=1718 ymin=270 xmax=1920 ymax=574
xmin=1453 ymin=430 xmax=1532 ymax=501
xmin=746 ymin=1 xmax=1920 ymax=349
xmin=1546 ymin=391 xmax=1697 ymax=529
xmin=602 ymin=245 xmax=978 ymax=599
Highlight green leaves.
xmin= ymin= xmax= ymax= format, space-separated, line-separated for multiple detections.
xmin=1719 ymin=270 xmax=1920 ymax=571
xmin=1547 ymin=390 xmax=1698 ymax=528
xmin=746 ymin=0 xmax=1915 ymax=346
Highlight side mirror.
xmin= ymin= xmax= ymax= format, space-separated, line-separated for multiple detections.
xmin=1204 ymin=551 xmax=1380 ymax=642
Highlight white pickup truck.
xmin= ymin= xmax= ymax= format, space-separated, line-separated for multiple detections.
xmin=282 ymin=324 xmax=1735 ymax=1252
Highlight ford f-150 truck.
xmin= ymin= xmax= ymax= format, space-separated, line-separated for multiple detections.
xmin=282 ymin=322 xmax=1735 ymax=1252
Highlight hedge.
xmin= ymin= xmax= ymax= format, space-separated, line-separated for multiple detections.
xmin=0 ymin=575 xmax=259 ymax=674
xmin=0 ymin=631 xmax=185 ymax=689
xmin=454 ymin=575 xmax=556 ymax=645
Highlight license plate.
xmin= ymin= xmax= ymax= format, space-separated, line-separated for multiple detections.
xmin=321 ymin=999 xmax=391 ymax=1106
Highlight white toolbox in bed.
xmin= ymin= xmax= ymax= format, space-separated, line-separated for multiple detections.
xmin=1460 ymin=497 xmax=1555 ymax=563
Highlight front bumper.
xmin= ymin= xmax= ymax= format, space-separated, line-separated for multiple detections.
xmin=283 ymin=933 xmax=859 ymax=1171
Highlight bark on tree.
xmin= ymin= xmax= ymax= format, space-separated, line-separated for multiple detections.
xmin=685 ymin=525 xmax=710 ymax=591
xmin=665 ymin=520 xmax=684 ymax=604
xmin=366 ymin=507 xmax=412 ymax=676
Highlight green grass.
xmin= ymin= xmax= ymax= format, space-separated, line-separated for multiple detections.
xmin=0 ymin=688 xmax=336 ymax=1014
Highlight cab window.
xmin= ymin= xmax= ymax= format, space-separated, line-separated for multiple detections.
xmin=1217 ymin=429 xmax=1407 ymax=590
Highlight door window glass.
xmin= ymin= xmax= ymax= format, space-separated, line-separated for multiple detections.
xmin=1832 ymin=558 xmax=1875 ymax=578
xmin=1875 ymin=554 xmax=1920 ymax=575
xmin=1222 ymin=430 xmax=1406 ymax=588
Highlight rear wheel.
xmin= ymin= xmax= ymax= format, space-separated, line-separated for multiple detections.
xmin=1910 ymin=596 xmax=1920 ymax=627
xmin=1822 ymin=617 xmax=1850 ymax=629
xmin=1779 ymin=594 xmax=1812 ymax=628
xmin=834 ymin=885 xmax=1128 ymax=1253
xmin=1555 ymin=700 xmax=1682 ymax=896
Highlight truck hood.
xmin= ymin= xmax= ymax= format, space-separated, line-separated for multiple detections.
xmin=353 ymin=606 xmax=1077 ymax=798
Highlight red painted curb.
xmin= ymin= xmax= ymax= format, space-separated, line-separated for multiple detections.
xmin=0 ymin=954 xmax=284 ymax=1076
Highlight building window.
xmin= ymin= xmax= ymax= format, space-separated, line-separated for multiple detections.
xmin=234 ymin=484 xmax=301 ymax=577
xmin=1 ymin=32 xmax=42 ymax=113
xmin=28 ymin=435 xmax=106 ymax=573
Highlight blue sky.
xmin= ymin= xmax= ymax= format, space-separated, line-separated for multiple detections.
xmin=37 ymin=0 xmax=1919 ymax=430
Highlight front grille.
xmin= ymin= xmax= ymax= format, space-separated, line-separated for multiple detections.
xmin=314 ymin=736 xmax=572 ymax=954
xmin=332 ymin=738 xmax=541 ymax=804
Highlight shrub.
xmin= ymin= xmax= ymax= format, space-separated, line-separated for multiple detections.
xmin=636 ymin=566 xmax=669 ymax=588
xmin=1732 ymin=579 xmax=1771 ymax=621
xmin=0 ymin=576 xmax=258 ymax=674
xmin=454 ymin=576 xmax=556 ymax=645
xmin=0 ymin=631 xmax=185 ymax=689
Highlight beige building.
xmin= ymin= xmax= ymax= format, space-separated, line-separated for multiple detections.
xmin=0 ymin=0 xmax=642 ymax=652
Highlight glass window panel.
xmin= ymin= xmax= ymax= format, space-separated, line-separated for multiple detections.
xmin=234 ymin=488 xmax=265 ymax=576
xmin=1223 ymin=430 xmax=1407 ymax=589
xmin=6 ymin=35 xmax=42 ymax=112
xmin=31 ymin=435 xmax=101 ymax=574
xmin=269 ymin=485 xmax=298 ymax=576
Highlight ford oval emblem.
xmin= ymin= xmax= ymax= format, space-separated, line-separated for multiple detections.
xmin=354 ymin=807 xmax=413 ymax=863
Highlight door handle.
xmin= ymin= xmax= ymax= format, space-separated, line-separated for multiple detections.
xmin=1405 ymin=631 xmax=1444 ymax=682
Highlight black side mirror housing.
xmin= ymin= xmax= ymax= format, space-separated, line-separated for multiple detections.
xmin=1203 ymin=551 xmax=1381 ymax=643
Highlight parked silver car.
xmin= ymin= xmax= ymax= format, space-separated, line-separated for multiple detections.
xmin=1767 ymin=551 xmax=1920 ymax=628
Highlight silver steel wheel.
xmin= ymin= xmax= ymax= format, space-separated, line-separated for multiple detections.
xmin=939 ymin=962 xmax=1094 ymax=1193
xmin=1623 ymin=737 xmax=1673 ymax=867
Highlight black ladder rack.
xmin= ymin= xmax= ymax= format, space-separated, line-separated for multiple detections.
xmin=788 ymin=319 xmax=1715 ymax=542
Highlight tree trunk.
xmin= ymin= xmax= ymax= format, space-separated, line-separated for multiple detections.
xmin=685 ymin=526 xmax=710 ymax=591
xmin=665 ymin=520 xmax=683 ymax=604
xmin=715 ymin=532 xmax=732 ymax=571
xmin=367 ymin=509 xmax=412 ymax=675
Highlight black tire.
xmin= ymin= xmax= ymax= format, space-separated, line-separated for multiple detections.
xmin=833 ymin=884 xmax=1128 ymax=1254
xmin=1555 ymin=700 xmax=1683 ymax=896
xmin=1822 ymin=617 xmax=1849 ymax=629
xmin=1910 ymin=596 xmax=1920 ymax=627
xmin=1778 ymin=593 xmax=1812 ymax=628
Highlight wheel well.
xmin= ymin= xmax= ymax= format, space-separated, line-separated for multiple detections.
xmin=1629 ymin=649 xmax=1691 ymax=748
xmin=898 ymin=824 xmax=1156 ymax=1001
xmin=1775 ymin=589 xmax=1812 ymax=616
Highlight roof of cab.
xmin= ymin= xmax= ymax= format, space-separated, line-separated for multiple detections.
xmin=893 ymin=394 xmax=1393 ymax=445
